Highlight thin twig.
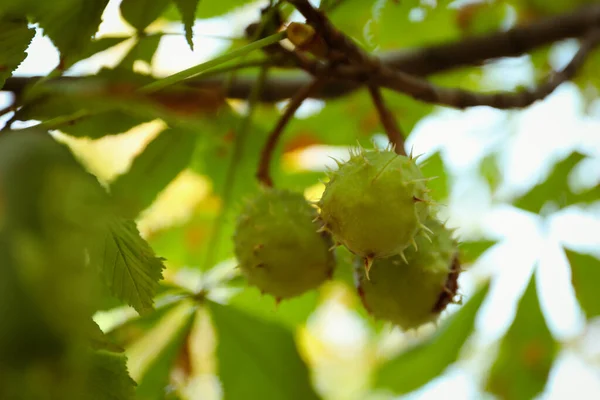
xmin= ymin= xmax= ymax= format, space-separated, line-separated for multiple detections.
xmin=374 ymin=28 xmax=600 ymax=109
xmin=256 ymin=77 xmax=326 ymax=187
xmin=367 ymin=84 xmax=406 ymax=156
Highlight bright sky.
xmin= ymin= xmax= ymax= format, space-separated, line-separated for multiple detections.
xmin=3 ymin=1 xmax=600 ymax=399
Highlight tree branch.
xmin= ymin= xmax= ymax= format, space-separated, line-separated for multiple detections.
xmin=367 ymin=85 xmax=406 ymax=155
xmin=3 ymin=5 xmax=600 ymax=102
xmin=374 ymin=28 xmax=600 ymax=109
xmin=256 ymin=78 xmax=326 ymax=187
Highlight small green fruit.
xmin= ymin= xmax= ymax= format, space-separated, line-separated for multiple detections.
xmin=318 ymin=148 xmax=432 ymax=269
xmin=234 ymin=188 xmax=335 ymax=300
xmin=355 ymin=218 xmax=460 ymax=330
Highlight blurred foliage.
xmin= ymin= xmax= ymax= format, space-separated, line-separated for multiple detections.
xmin=0 ymin=0 xmax=599 ymax=399
xmin=486 ymin=271 xmax=559 ymax=399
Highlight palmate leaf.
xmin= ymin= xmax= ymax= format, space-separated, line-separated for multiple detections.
xmin=163 ymin=0 xmax=256 ymax=21
xmin=110 ymin=126 xmax=198 ymax=219
xmin=208 ymin=301 xmax=321 ymax=400
xmin=91 ymin=217 xmax=166 ymax=315
xmin=514 ymin=152 xmax=598 ymax=213
xmin=172 ymin=0 xmax=200 ymax=49
xmin=0 ymin=17 xmax=35 ymax=89
xmin=374 ymin=282 xmax=490 ymax=395
xmin=565 ymin=249 xmax=600 ymax=319
xmin=486 ymin=270 xmax=558 ymax=400
xmin=31 ymin=0 xmax=110 ymax=58
xmin=127 ymin=300 xmax=197 ymax=400
xmin=120 ymin=0 xmax=171 ymax=32
xmin=86 ymin=350 xmax=137 ymax=400
xmin=65 ymin=36 xmax=131 ymax=69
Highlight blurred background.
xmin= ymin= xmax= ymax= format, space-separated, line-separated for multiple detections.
xmin=2 ymin=0 xmax=600 ymax=399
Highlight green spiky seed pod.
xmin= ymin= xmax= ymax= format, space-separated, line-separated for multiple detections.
xmin=234 ymin=188 xmax=336 ymax=300
xmin=318 ymin=148 xmax=432 ymax=270
xmin=355 ymin=218 xmax=460 ymax=330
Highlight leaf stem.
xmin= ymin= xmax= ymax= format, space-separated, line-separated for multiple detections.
xmin=140 ymin=31 xmax=286 ymax=93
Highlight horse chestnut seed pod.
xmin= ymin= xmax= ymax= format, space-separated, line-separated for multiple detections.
xmin=233 ymin=188 xmax=336 ymax=301
xmin=355 ymin=218 xmax=460 ymax=330
xmin=318 ymin=148 xmax=433 ymax=273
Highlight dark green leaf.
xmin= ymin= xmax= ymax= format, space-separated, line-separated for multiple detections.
xmin=208 ymin=301 xmax=320 ymax=400
xmin=459 ymin=240 xmax=497 ymax=265
xmin=87 ymin=319 xmax=124 ymax=353
xmin=32 ymin=0 xmax=110 ymax=58
xmin=514 ymin=152 xmax=598 ymax=213
xmin=64 ymin=36 xmax=131 ymax=69
xmin=173 ymin=0 xmax=200 ymax=49
xmin=375 ymin=281 xmax=490 ymax=395
xmin=119 ymin=34 xmax=162 ymax=69
xmin=418 ymin=152 xmax=449 ymax=203
xmin=91 ymin=218 xmax=166 ymax=314
xmin=228 ymin=286 xmax=320 ymax=329
xmin=565 ymin=249 xmax=600 ymax=319
xmin=59 ymin=110 xmax=152 ymax=139
xmin=121 ymin=0 xmax=171 ymax=32
xmin=163 ymin=0 xmax=255 ymax=20
xmin=486 ymin=270 xmax=558 ymax=400
xmin=134 ymin=301 xmax=196 ymax=400
xmin=86 ymin=350 xmax=136 ymax=400
xmin=0 ymin=17 xmax=35 ymax=89
xmin=110 ymin=127 xmax=198 ymax=219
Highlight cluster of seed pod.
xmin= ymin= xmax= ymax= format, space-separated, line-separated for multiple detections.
xmin=233 ymin=147 xmax=462 ymax=329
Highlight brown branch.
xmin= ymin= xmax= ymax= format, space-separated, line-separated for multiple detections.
xmin=374 ymin=28 xmax=600 ymax=109
xmin=286 ymin=0 xmax=373 ymax=65
xmin=4 ymin=5 xmax=600 ymax=102
xmin=367 ymin=85 xmax=406 ymax=156
xmin=256 ymin=78 xmax=326 ymax=187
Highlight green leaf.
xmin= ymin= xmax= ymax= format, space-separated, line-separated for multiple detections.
xmin=459 ymin=240 xmax=497 ymax=265
xmin=565 ymin=249 xmax=600 ymax=319
xmin=486 ymin=270 xmax=558 ymax=400
xmin=208 ymin=301 xmax=320 ymax=400
xmin=91 ymin=218 xmax=166 ymax=315
xmin=86 ymin=350 xmax=136 ymax=400
xmin=64 ymin=36 xmax=131 ymax=69
xmin=418 ymin=152 xmax=449 ymax=203
xmin=132 ymin=301 xmax=196 ymax=400
xmin=107 ymin=301 xmax=181 ymax=347
xmin=375 ymin=281 xmax=490 ymax=395
xmin=59 ymin=110 xmax=151 ymax=139
xmin=479 ymin=152 xmax=502 ymax=193
xmin=119 ymin=34 xmax=162 ymax=69
xmin=120 ymin=0 xmax=171 ymax=32
xmin=173 ymin=0 xmax=200 ymax=49
xmin=456 ymin=2 xmax=510 ymax=36
xmin=163 ymin=0 xmax=255 ymax=20
xmin=32 ymin=0 xmax=110 ymax=58
xmin=514 ymin=152 xmax=598 ymax=213
xmin=110 ymin=127 xmax=198 ymax=219
xmin=87 ymin=319 xmax=124 ymax=353
xmin=366 ymin=0 xmax=460 ymax=51
xmin=228 ymin=287 xmax=320 ymax=329
xmin=0 ymin=17 xmax=35 ymax=89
